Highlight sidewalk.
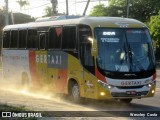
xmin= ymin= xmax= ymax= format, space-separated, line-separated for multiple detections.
xmin=157 ymin=69 xmax=160 ymax=81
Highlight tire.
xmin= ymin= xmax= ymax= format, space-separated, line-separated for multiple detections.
xmin=119 ymin=98 xmax=132 ymax=103
xmin=69 ymin=81 xmax=82 ymax=103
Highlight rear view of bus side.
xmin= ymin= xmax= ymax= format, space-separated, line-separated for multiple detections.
xmin=2 ymin=17 xmax=156 ymax=103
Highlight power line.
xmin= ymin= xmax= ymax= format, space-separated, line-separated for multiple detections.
xmin=1 ymin=0 xmax=108 ymax=16
xmin=0 ymin=0 xmax=50 ymax=3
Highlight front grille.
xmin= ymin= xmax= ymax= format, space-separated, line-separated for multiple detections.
xmin=111 ymin=91 xmax=148 ymax=97
xmin=116 ymin=85 xmax=144 ymax=89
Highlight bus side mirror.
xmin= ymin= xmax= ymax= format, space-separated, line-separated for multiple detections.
xmin=88 ymin=37 xmax=97 ymax=56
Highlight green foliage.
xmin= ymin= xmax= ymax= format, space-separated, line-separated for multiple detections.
xmin=109 ymin=0 xmax=126 ymax=6
xmin=147 ymin=11 xmax=160 ymax=45
xmin=13 ymin=13 xmax=35 ymax=24
xmin=16 ymin=0 xmax=29 ymax=10
xmin=89 ymin=0 xmax=160 ymax=22
xmin=90 ymin=4 xmax=108 ymax=16
xmin=44 ymin=6 xmax=52 ymax=17
xmin=128 ymin=0 xmax=160 ymax=22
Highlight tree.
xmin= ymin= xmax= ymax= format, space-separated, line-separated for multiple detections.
xmin=16 ymin=0 xmax=29 ymax=10
xmin=147 ymin=11 xmax=160 ymax=45
xmin=13 ymin=13 xmax=35 ymax=24
xmin=89 ymin=0 xmax=160 ymax=22
xmin=128 ymin=0 xmax=160 ymax=22
xmin=90 ymin=4 xmax=124 ymax=17
xmin=44 ymin=6 xmax=52 ymax=17
xmin=90 ymin=4 xmax=108 ymax=16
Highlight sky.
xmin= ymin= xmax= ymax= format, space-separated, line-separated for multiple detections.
xmin=0 ymin=0 xmax=108 ymax=18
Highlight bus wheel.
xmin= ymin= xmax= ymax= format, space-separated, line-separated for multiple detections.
xmin=119 ymin=98 xmax=132 ymax=103
xmin=69 ymin=81 xmax=81 ymax=103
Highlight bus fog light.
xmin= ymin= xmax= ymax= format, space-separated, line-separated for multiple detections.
xmin=100 ymin=92 xmax=105 ymax=96
xmin=152 ymin=90 xmax=155 ymax=94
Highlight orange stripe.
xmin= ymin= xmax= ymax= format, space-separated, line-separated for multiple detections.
xmin=29 ymin=50 xmax=41 ymax=88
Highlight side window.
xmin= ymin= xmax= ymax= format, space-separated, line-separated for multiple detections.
xmin=79 ymin=25 xmax=95 ymax=74
xmin=27 ymin=29 xmax=38 ymax=48
xmin=3 ymin=31 xmax=10 ymax=48
xmin=79 ymin=25 xmax=92 ymax=43
xmin=48 ymin=27 xmax=62 ymax=49
xmin=10 ymin=30 xmax=18 ymax=48
xmin=48 ymin=28 xmax=54 ymax=49
xmin=19 ymin=30 xmax=27 ymax=48
xmin=39 ymin=33 xmax=46 ymax=49
xmin=81 ymin=44 xmax=94 ymax=66
xmin=62 ymin=26 xmax=76 ymax=49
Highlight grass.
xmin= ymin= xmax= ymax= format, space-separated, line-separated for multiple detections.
xmin=0 ymin=103 xmax=26 ymax=111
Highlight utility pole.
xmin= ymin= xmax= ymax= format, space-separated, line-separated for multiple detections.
xmin=51 ymin=0 xmax=58 ymax=15
xmin=11 ymin=11 xmax=14 ymax=25
xmin=83 ymin=0 xmax=90 ymax=16
xmin=98 ymin=0 xmax=101 ymax=4
xmin=5 ymin=0 xmax=9 ymax=25
xmin=66 ymin=0 xmax=69 ymax=15
xmin=126 ymin=0 xmax=129 ymax=18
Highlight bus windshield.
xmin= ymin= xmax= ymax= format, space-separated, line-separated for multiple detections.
xmin=95 ymin=28 xmax=155 ymax=72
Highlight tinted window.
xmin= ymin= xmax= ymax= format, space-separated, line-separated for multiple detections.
xmin=10 ymin=30 xmax=18 ymax=48
xmin=27 ymin=29 xmax=38 ymax=48
xmin=79 ymin=25 xmax=94 ymax=74
xmin=19 ymin=30 xmax=27 ymax=48
xmin=48 ymin=27 xmax=62 ymax=49
xmin=39 ymin=33 xmax=46 ymax=49
xmin=79 ymin=25 xmax=92 ymax=43
xmin=62 ymin=26 xmax=76 ymax=49
xmin=3 ymin=31 xmax=10 ymax=48
xmin=49 ymin=28 xmax=55 ymax=49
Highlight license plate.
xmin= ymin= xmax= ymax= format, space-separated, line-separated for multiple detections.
xmin=126 ymin=91 xmax=136 ymax=95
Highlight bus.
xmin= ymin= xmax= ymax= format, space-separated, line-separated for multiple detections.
xmin=2 ymin=16 xmax=156 ymax=103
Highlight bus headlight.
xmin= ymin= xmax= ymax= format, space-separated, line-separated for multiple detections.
xmin=147 ymin=81 xmax=156 ymax=88
xmin=108 ymin=85 xmax=112 ymax=89
xmin=148 ymin=84 xmax=152 ymax=88
xmin=98 ymin=80 xmax=113 ymax=89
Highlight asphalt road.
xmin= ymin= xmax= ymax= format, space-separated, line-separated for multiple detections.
xmin=0 ymin=69 xmax=160 ymax=120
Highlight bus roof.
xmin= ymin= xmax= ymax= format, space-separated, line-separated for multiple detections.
xmin=3 ymin=16 xmax=147 ymax=31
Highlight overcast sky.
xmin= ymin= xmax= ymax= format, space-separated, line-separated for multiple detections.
xmin=0 ymin=0 xmax=108 ymax=18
